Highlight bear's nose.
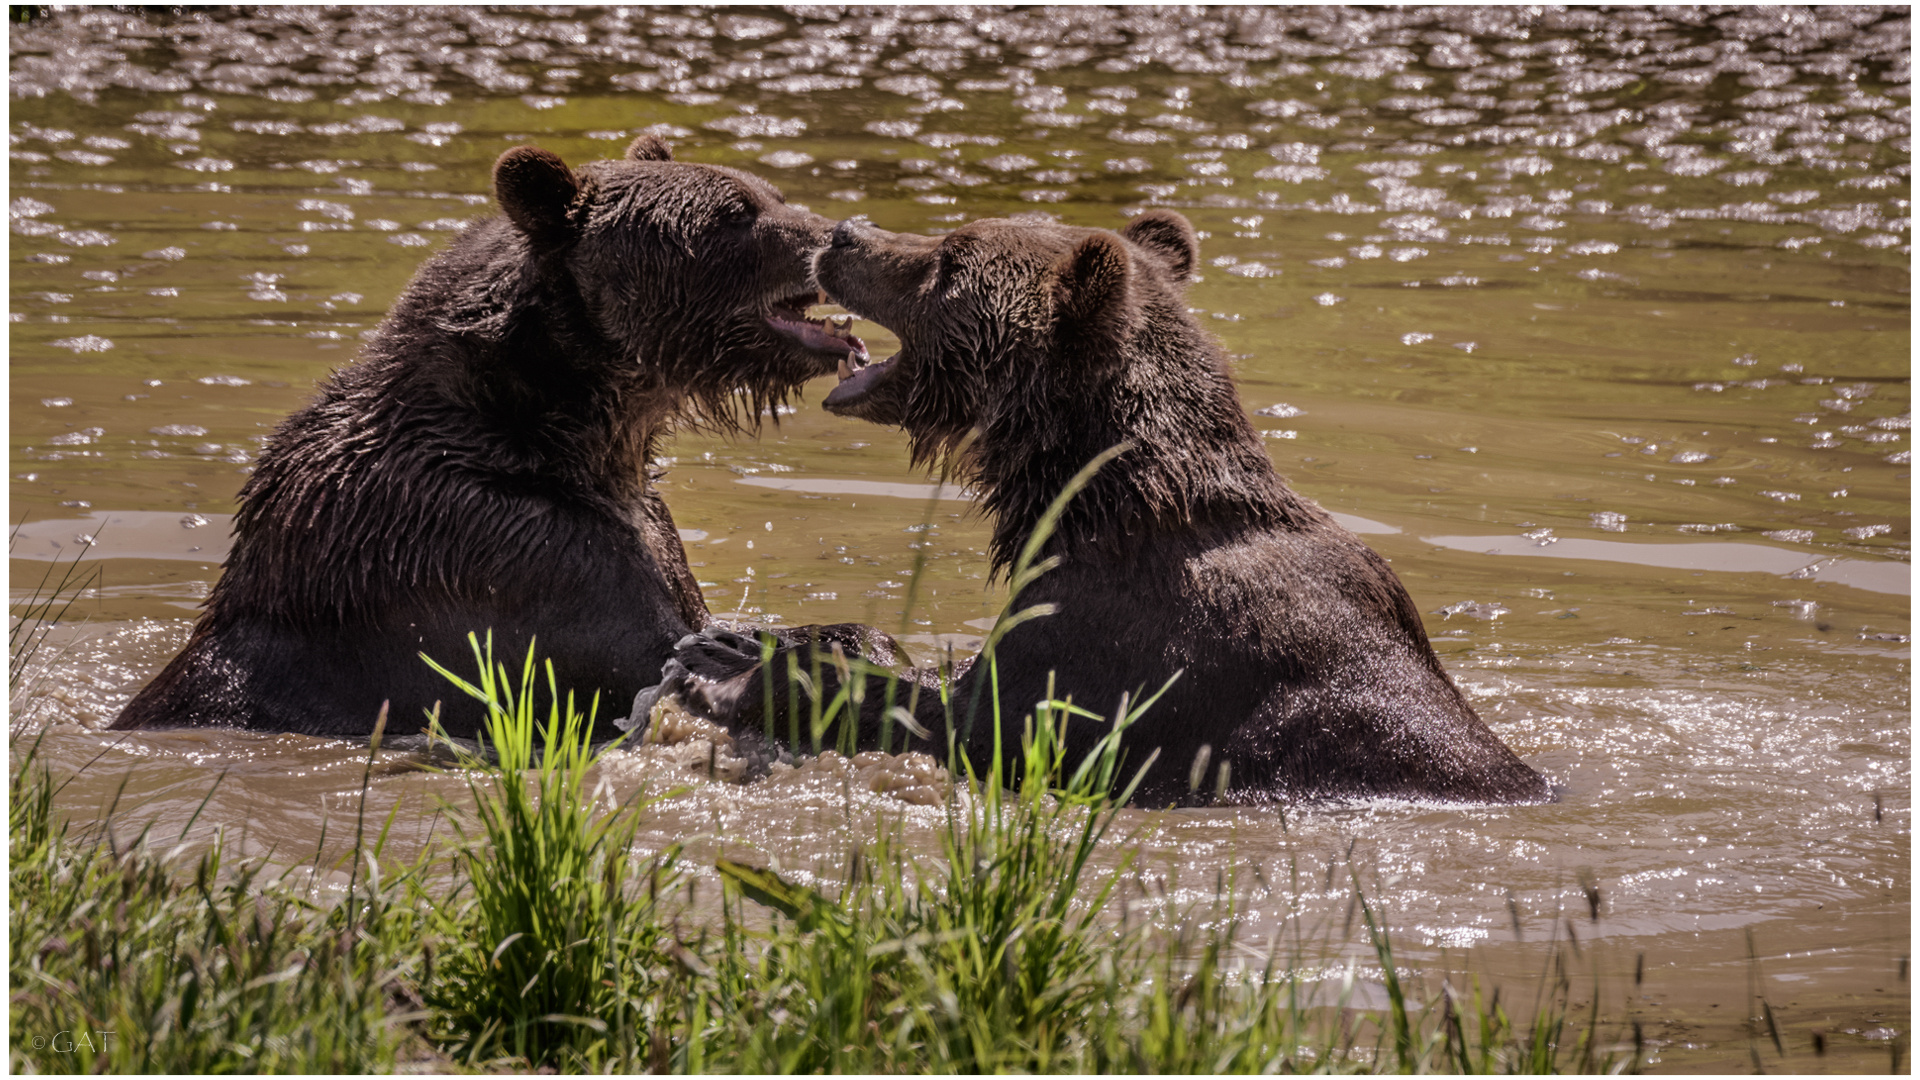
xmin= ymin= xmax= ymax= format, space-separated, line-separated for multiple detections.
xmin=830 ymin=217 xmax=869 ymax=249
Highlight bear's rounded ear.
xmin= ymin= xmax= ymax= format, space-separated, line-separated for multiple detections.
xmin=494 ymin=146 xmax=579 ymax=247
xmin=1121 ymin=209 xmax=1199 ymax=283
xmin=1050 ymin=232 xmax=1132 ymax=362
xmin=625 ymin=133 xmax=673 ymax=162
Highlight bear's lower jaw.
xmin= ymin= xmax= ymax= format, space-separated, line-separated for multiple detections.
xmin=763 ymin=292 xmax=867 ymax=364
xmin=822 ymin=353 xmax=898 ymax=417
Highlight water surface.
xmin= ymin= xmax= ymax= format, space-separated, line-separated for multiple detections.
xmin=11 ymin=8 xmax=1909 ymax=1070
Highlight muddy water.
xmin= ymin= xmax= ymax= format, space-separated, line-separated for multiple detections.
xmin=10 ymin=8 xmax=1909 ymax=1070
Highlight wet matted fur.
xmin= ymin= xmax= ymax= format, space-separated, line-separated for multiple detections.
xmin=113 ymin=138 xmax=858 ymax=738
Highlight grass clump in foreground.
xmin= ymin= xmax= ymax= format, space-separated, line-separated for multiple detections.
xmin=417 ymin=635 xmax=684 ymax=1069
xmin=8 ymin=728 xmax=426 ymax=1073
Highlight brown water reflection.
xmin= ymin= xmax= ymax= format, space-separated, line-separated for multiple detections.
xmin=11 ymin=7 xmax=1908 ymax=1071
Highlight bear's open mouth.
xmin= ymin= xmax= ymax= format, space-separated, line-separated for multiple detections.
xmin=815 ymin=299 xmax=898 ymax=413
xmin=765 ymin=291 xmax=868 ymax=363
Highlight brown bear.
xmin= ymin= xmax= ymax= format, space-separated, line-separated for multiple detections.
xmin=111 ymin=137 xmax=863 ymax=740
xmin=651 ymin=210 xmax=1552 ymax=806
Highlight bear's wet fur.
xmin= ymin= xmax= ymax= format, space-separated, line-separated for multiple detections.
xmin=112 ymin=137 xmax=862 ymax=739
xmin=663 ymin=210 xmax=1551 ymax=806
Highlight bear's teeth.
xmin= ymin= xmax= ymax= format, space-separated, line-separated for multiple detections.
xmin=828 ymin=314 xmax=852 ymax=332
xmin=835 ymin=353 xmax=868 ymax=381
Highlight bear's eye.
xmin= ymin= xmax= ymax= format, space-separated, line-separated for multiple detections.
xmin=718 ymin=201 xmax=756 ymax=228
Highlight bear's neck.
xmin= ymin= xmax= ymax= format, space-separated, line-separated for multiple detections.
xmin=484 ymin=291 xmax=666 ymax=494
xmin=367 ymin=230 xmax=666 ymax=507
xmin=973 ymin=331 xmax=1323 ymax=576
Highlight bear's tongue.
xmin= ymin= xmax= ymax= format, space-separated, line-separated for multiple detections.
xmin=766 ymin=310 xmax=867 ymax=358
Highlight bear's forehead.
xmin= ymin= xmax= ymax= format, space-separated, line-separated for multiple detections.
xmin=949 ymin=219 xmax=1097 ymax=254
xmin=580 ymin=159 xmax=779 ymax=206
xmin=940 ymin=219 xmax=1105 ymax=269
xmin=700 ymin=163 xmax=785 ymax=201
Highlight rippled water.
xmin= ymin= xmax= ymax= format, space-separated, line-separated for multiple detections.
xmin=10 ymin=7 xmax=1909 ymax=1070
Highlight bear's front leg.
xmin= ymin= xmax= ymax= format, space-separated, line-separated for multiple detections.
xmin=628 ymin=622 xmax=944 ymax=756
xmin=618 ymin=627 xmax=755 ymax=734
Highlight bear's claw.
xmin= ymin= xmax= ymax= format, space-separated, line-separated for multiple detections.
xmin=618 ymin=658 xmax=692 ymax=733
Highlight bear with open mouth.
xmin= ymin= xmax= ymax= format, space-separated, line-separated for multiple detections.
xmin=651 ymin=209 xmax=1552 ymax=806
xmin=112 ymin=138 xmax=865 ymax=739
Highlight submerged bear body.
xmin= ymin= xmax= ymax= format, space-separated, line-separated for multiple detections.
xmin=662 ymin=210 xmax=1551 ymax=806
xmin=113 ymin=139 xmax=857 ymax=738
xmin=970 ymin=523 xmax=1546 ymax=805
